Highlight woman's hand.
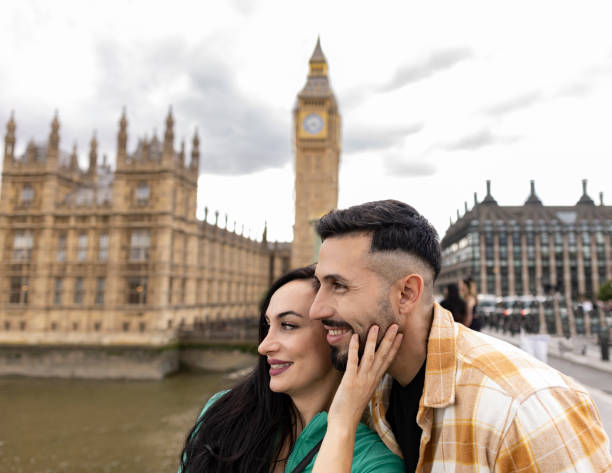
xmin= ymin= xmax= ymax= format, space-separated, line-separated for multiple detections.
xmin=327 ymin=324 xmax=404 ymax=431
xmin=312 ymin=324 xmax=403 ymax=473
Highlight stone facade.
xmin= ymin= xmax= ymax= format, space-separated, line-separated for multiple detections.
xmin=291 ymin=38 xmax=341 ymax=268
xmin=0 ymin=109 xmax=291 ymax=344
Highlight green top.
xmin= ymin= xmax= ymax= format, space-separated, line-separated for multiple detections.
xmin=193 ymin=391 xmax=404 ymax=473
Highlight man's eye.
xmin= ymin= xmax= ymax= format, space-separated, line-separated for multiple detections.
xmin=332 ymin=282 xmax=347 ymax=291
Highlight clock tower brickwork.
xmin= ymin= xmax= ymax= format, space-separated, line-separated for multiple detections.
xmin=291 ymin=38 xmax=341 ymax=268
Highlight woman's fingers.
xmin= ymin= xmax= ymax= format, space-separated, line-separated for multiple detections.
xmin=370 ymin=324 xmax=400 ymax=372
xmin=345 ymin=333 xmax=359 ymax=376
xmin=359 ymin=325 xmax=379 ymax=369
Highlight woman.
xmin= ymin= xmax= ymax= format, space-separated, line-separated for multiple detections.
xmin=179 ymin=266 xmax=404 ymax=473
xmin=460 ymin=276 xmax=480 ymax=331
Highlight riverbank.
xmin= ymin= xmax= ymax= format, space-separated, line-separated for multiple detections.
xmin=0 ymin=335 xmax=258 ymax=379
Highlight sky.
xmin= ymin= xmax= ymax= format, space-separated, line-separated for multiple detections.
xmin=1 ymin=0 xmax=612 ymax=242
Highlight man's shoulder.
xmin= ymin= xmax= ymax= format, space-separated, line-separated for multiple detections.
xmin=454 ymin=328 xmax=587 ymax=402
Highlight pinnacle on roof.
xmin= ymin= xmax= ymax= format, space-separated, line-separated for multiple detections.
xmin=525 ymin=180 xmax=542 ymax=205
xmin=481 ymin=180 xmax=498 ymax=205
xmin=309 ymin=36 xmax=326 ymax=63
xmin=577 ymin=179 xmax=595 ymax=205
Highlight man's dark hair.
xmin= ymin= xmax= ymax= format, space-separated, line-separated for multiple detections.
xmin=315 ymin=199 xmax=441 ymax=279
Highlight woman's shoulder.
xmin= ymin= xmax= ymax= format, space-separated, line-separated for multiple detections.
xmin=351 ymin=422 xmax=405 ymax=472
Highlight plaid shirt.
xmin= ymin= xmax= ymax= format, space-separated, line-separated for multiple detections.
xmin=370 ymin=303 xmax=612 ymax=472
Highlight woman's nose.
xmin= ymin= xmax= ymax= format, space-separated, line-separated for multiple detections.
xmin=257 ymin=330 xmax=279 ymax=356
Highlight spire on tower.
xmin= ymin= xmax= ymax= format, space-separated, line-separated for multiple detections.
xmin=70 ymin=142 xmax=79 ymax=170
xmin=4 ymin=111 xmax=16 ymax=163
xmin=163 ymin=106 xmax=174 ymax=160
xmin=117 ymin=108 xmax=128 ymax=166
xmin=190 ymin=128 xmax=200 ymax=174
xmin=89 ymin=131 xmax=98 ymax=175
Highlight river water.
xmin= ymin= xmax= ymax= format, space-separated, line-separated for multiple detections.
xmin=0 ymin=371 xmax=240 ymax=473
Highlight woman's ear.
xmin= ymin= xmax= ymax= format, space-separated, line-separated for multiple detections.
xmin=398 ymin=274 xmax=424 ymax=315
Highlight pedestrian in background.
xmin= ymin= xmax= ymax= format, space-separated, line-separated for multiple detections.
xmin=440 ymin=283 xmax=467 ymax=325
xmin=461 ymin=275 xmax=481 ymax=331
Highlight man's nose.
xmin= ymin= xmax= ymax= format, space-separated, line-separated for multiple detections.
xmin=310 ymin=290 xmax=334 ymax=321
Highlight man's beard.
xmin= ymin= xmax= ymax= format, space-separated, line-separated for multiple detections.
xmin=330 ymin=294 xmax=397 ymax=372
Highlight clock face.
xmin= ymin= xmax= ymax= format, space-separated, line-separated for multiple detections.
xmin=303 ymin=113 xmax=324 ymax=135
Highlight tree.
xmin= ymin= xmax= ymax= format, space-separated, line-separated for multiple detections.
xmin=598 ymin=279 xmax=612 ymax=303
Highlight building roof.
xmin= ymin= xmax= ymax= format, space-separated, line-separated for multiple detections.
xmin=441 ymin=180 xmax=612 ymax=247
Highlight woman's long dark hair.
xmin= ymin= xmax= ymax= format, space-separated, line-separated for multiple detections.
xmin=179 ymin=266 xmax=317 ymax=473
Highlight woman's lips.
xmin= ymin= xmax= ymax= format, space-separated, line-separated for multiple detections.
xmin=268 ymin=359 xmax=293 ymax=376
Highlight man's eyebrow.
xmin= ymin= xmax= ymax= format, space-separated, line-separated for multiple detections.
xmin=320 ymin=273 xmax=350 ymax=284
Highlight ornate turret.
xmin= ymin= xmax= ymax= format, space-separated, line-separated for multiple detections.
xmin=577 ymin=179 xmax=595 ymax=205
xmin=481 ymin=180 xmax=498 ymax=205
xmin=4 ymin=111 xmax=16 ymax=165
xmin=178 ymin=140 xmax=185 ymax=167
xmin=190 ymin=128 xmax=200 ymax=175
xmin=525 ymin=180 xmax=542 ymax=205
xmin=70 ymin=143 xmax=79 ymax=171
xmin=88 ymin=132 xmax=98 ymax=175
xmin=46 ymin=111 xmax=60 ymax=165
xmin=262 ymin=221 xmax=268 ymax=244
xmin=117 ymin=108 xmax=128 ymax=166
xmin=163 ymin=107 xmax=174 ymax=162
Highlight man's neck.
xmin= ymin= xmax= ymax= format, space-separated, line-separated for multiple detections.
xmin=388 ymin=304 xmax=434 ymax=387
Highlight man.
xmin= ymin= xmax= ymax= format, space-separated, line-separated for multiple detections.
xmin=310 ymin=200 xmax=611 ymax=472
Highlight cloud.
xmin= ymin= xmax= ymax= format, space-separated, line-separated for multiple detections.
xmin=555 ymin=81 xmax=592 ymax=98
xmin=343 ymin=123 xmax=424 ymax=154
xmin=442 ymin=128 xmax=519 ymax=151
xmin=384 ymin=155 xmax=436 ymax=177
xmin=92 ymin=37 xmax=288 ymax=175
xmin=380 ymin=48 xmax=474 ymax=92
xmin=483 ymin=91 xmax=543 ymax=116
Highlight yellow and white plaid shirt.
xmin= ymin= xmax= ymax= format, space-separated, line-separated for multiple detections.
xmin=370 ymin=303 xmax=612 ymax=472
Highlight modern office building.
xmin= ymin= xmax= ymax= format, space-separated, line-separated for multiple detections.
xmin=439 ymin=180 xmax=612 ymax=300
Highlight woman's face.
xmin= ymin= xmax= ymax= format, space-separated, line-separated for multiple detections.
xmin=257 ymin=279 xmax=336 ymax=397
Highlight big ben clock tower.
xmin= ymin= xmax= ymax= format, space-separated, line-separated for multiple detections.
xmin=291 ymin=38 xmax=341 ymax=268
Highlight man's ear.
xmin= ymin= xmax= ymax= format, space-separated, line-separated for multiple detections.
xmin=398 ymin=274 xmax=424 ymax=315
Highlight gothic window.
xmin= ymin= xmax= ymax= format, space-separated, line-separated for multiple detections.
xmin=130 ymin=230 xmax=150 ymax=261
xmin=96 ymin=277 xmax=105 ymax=305
xmin=54 ymin=278 xmax=63 ymax=305
xmin=136 ymin=182 xmax=150 ymax=205
xmin=127 ymin=277 xmax=147 ymax=304
xmin=9 ymin=277 xmax=29 ymax=304
xmin=76 ymin=188 xmax=93 ymax=206
xmin=21 ymin=185 xmax=34 ymax=206
xmin=77 ymin=233 xmax=88 ymax=261
xmin=180 ymin=278 xmax=186 ymax=304
xmin=57 ymin=233 xmax=67 ymax=262
xmin=13 ymin=230 xmax=33 ymax=261
xmin=98 ymin=233 xmax=109 ymax=261
xmin=74 ymin=277 xmax=84 ymax=304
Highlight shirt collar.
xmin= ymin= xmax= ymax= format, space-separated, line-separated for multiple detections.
xmin=422 ymin=302 xmax=457 ymax=407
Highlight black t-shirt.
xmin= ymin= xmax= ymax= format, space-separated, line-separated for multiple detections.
xmin=385 ymin=362 xmax=426 ymax=472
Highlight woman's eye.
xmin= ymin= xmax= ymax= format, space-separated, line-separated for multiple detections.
xmin=281 ymin=322 xmax=298 ymax=330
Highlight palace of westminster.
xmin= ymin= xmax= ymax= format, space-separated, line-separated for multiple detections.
xmin=0 ymin=40 xmax=339 ymax=341
xmin=2 ymin=39 xmax=611 ymax=343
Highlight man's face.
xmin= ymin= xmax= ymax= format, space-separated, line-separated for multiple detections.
xmin=310 ymin=234 xmax=399 ymax=371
